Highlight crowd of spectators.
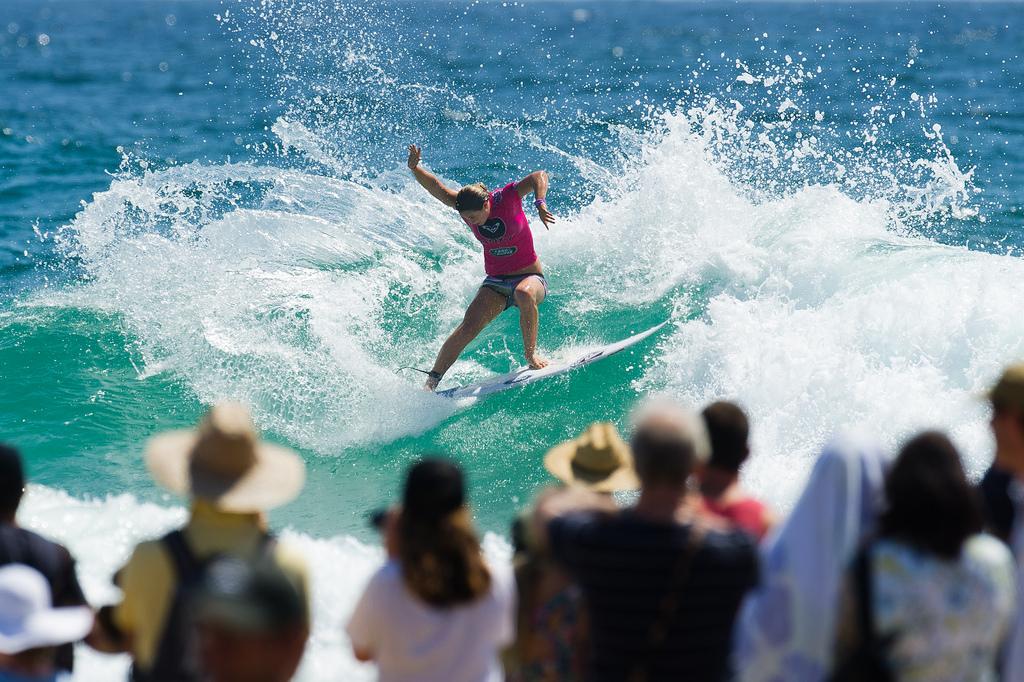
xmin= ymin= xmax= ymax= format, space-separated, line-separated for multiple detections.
xmin=4 ymin=362 xmax=1024 ymax=681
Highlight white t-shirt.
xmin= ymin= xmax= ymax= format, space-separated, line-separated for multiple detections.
xmin=345 ymin=559 xmax=516 ymax=682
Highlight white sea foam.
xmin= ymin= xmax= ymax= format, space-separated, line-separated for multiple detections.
xmin=43 ymin=87 xmax=1021 ymax=497
xmin=47 ymin=162 xmax=483 ymax=451
xmin=584 ymin=111 xmax=1018 ymax=509
xmin=19 ymin=485 xmax=511 ymax=682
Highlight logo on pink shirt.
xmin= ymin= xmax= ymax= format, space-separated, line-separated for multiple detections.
xmin=478 ymin=218 xmax=507 ymax=241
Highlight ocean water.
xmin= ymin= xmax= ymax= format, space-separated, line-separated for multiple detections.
xmin=2 ymin=0 xmax=1023 ymax=678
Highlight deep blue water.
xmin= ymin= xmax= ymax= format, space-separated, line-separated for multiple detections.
xmin=4 ymin=1 xmax=1021 ymax=291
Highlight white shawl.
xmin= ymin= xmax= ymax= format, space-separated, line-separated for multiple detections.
xmin=733 ymin=432 xmax=888 ymax=682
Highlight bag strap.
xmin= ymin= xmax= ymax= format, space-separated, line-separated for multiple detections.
xmin=162 ymin=529 xmax=277 ymax=581
xmin=854 ymin=542 xmax=897 ymax=682
xmin=628 ymin=522 xmax=706 ymax=682
xmin=162 ymin=530 xmax=203 ymax=584
xmin=853 ymin=544 xmax=874 ymax=649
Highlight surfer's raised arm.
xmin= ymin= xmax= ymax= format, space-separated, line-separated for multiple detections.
xmin=516 ymin=170 xmax=556 ymax=229
xmin=407 ymin=144 xmax=457 ymax=208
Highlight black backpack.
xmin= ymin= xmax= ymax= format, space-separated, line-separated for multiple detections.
xmin=131 ymin=529 xmax=275 ymax=682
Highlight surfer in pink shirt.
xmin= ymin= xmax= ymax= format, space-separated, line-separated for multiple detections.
xmin=407 ymin=144 xmax=556 ymax=391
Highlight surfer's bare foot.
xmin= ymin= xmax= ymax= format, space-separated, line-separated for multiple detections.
xmin=527 ymin=354 xmax=549 ymax=370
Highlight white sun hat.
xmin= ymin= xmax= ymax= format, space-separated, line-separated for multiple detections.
xmin=0 ymin=564 xmax=93 ymax=654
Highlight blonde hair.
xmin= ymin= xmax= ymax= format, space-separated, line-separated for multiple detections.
xmin=455 ymin=183 xmax=489 ymax=212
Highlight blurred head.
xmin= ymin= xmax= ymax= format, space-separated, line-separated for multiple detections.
xmin=398 ymin=458 xmax=490 ymax=607
xmin=702 ymin=401 xmax=750 ymax=474
xmin=879 ymin=431 xmax=982 ymax=559
xmin=195 ymin=557 xmax=308 ymax=682
xmin=0 ymin=445 xmax=25 ymax=521
xmin=988 ymin=363 xmax=1024 ymax=470
xmin=455 ymin=183 xmax=491 ymax=224
xmin=629 ymin=397 xmax=710 ymax=489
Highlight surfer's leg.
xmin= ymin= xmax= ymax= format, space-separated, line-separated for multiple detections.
xmin=514 ymin=276 xmax=548 ymax=370
xmin=426 ymin=287 xmax=506 ymax=390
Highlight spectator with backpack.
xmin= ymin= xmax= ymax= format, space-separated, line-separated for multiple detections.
xmin=89 ymin=403 xmax=310 ymax=682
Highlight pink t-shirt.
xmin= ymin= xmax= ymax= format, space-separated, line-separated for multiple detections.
xmin=702 ymin=496 xmax=772 ymax=541
xmin=462 ymin=182 xmax=539 ymax=276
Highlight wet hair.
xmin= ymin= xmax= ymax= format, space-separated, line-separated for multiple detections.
xmin=878 ymin=431 xmax=983 ymax=559
xmin=702 ymin=401 xmax=750 ymax=473
xmin=630 ymin=398 xmax=710 ymax=488
xmin=0 ymin=444 xmax=25 ymax=517
xmin=454 ymin=183 xmax=489 ymax=212
xmin=398 ymin=458 xmax=491 ymax=607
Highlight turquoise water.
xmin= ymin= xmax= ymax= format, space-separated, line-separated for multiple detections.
xmin=2 ymin=2 xmax=1024 ymax=677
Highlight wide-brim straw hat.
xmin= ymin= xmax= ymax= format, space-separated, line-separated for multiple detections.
xmin=145 ymin=402 xmax=305 ymax=513
xmin=544 ymin=422 xmax=640 ymax=493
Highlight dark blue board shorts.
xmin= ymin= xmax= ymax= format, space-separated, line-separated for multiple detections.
xmin=481 ymin=273 xmax=548 ymax=310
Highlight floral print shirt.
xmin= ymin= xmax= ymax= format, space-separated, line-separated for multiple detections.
xmin=871 ymin=535 xmax=1016 ymax=682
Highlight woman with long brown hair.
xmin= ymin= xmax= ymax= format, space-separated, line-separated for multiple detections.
xmin=346 ymin=458 xmax=515 ymax=681
xmin=833 ymin=432 xmax=1016 ymax=681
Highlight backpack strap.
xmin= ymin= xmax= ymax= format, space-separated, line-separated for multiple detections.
xmin=131 ymin=531 xmax=205 ymax=682
xmin=162 ymin=529 xmax=275 ymax=577
xmin=850 ymin=542 xmax=896 ymax=682
xmin=162 ymin=530 xmax=204 ymax=585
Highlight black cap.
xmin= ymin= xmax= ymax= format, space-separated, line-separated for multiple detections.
xmin=194 ymin=556 xmax=306 ymax=633
xmin=0 ymin=445 xmax=25 ymax=515
xmin=402 ymin=458 xmax=465 ymax=521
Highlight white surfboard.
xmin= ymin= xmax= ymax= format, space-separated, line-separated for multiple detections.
xmin=436 ymin=321 xmax=668 ymax=400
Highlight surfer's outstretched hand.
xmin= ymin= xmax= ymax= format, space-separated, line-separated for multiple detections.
xmin=407 ymin=144 xmax=422 ymax=170
xmin=537 ymin=203 xmax=556 ymax=229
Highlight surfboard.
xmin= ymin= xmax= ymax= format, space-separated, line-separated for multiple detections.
xmin=436 ymin=321 xmax=668 ymax=400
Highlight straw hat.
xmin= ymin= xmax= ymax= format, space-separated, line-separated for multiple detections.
xmin=0 ymin=564 xmax=93 ymax=654
xmin=544 ymin=422 xmax=640 ymax=493
xmin=145 ymin=402 xmax=305 ymax=513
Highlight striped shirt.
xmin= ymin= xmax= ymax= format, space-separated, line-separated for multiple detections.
xmin=549 ymin=510 xmax=758 ymax=682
